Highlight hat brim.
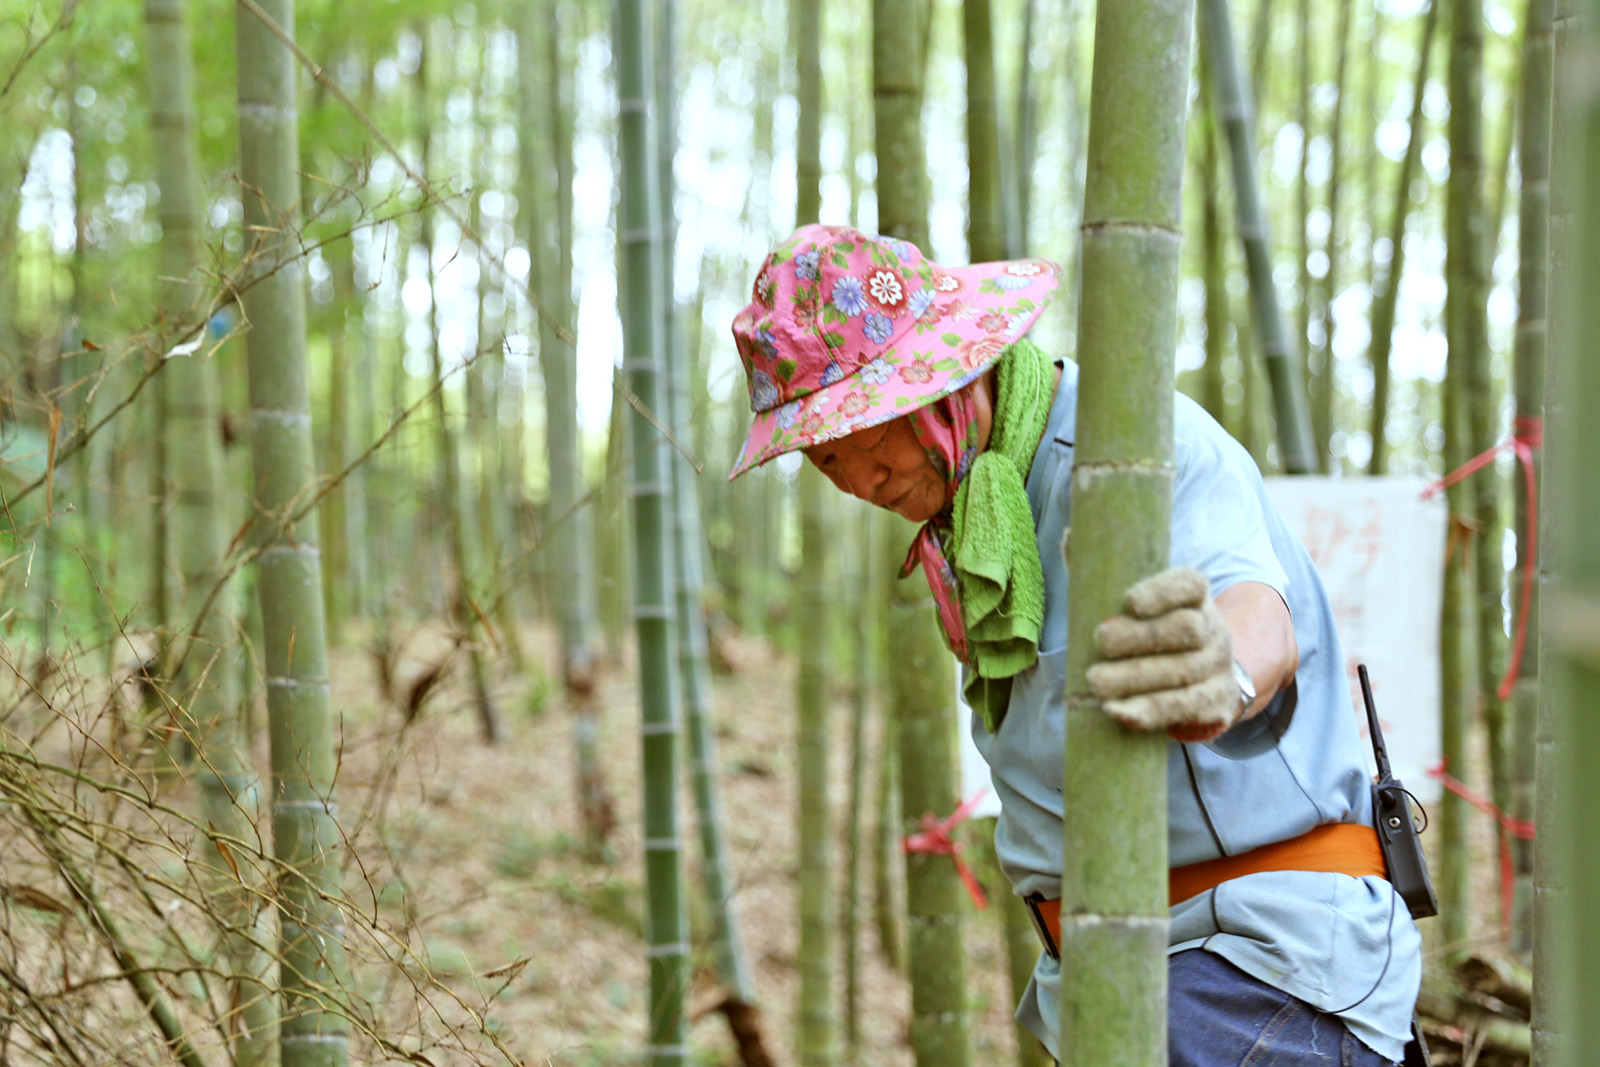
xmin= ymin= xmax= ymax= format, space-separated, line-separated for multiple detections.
xmin=728 ymin=256 xmax=1061 ymax=479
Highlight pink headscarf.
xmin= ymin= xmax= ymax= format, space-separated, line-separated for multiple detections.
xmin=900 ymin=379 xmax=985 ymax=664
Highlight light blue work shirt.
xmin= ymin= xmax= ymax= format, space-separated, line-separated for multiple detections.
xmin=970 ymin=361 xmax=1421 ymax=1062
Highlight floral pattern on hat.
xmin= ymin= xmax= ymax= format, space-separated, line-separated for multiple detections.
xmin=729 ymin=224 xmax=1062 ymax=478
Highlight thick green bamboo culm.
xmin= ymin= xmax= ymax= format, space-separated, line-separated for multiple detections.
xmin=794 ymin=1 xmax=832 ymax=1061
xmin=615 ymin=0 xmax=689 ymax=1060
xmin=1534 ymin=1 xmax=1586 ymax=1060
xmin=145 ymin=0 xmax=275 ymax=1059
xmin=1366 ymin=0 xmax=1439 ymax=475
xmin=1059 ymin=1 xmax=1190 ymax=1065
xmin=1198 ymin=0 xmax=1317 ymax=474
xmin=874 ymin=0 xmax=970 ymax=1056
xmin=1509 ymin=0 xmax=1553 ymax=956
xmin=964 ymin=0 xmax=1007 ymax=263
xmin=1542 ymin=5 xmax=1600 ymax=1064
xmin=234 ymin=0 xmax=349 ymax=1063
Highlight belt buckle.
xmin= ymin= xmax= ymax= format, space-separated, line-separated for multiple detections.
xmin=1023 ymin=893 xmax=1059 ymax=961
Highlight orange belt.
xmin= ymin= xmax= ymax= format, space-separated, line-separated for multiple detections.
xmin=1029 ymin=823 xmax=1387 ymax=959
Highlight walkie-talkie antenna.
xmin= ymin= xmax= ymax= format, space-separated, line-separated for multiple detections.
xmin=1358 ymin=664 xmax=1391 ymax=780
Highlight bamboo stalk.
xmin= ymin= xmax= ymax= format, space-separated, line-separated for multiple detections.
xmin=146 ymin=0 xmax=275 ymax=1057
xmin=1247 ymin=0 xmax=1276 ymax=102
xmin=1294 ymin=0 xmax=1317 ymax=468
xmin=417 ymin=26 xmax=500 ymax=746
xmin=319 ymin=236 xmax=352 ymax=638
xmin=797 ymin=468 xmax=835 ymax=1066
xmin=1509 ymin=0 xmax=1553 ymax=957
xmin=1438 ymin=366 xmax=1474 ymax=954
xmin=797 ymin=0 xmax=823 ymax=228
xmin=794 ymin=3 xmax=833 ymax=1062
xmin=1313 ymin=0 xmax=1355 ymax=467
xmin=1197 ymin=33 xmax=1229 ymax=428
xmin=1439 ymin=0 xmax=1495 ymax=955
xmin=1534 ymin=2 xmax=1592 ymax=1061
xmin=527 ymin=0 xmax=614 ymax=850
xmin=1198 ymin=0 xmax=1318 ymax=473
xmin=1059 ymin=1 xmax=1191 ymax=1063
xmin=615 ymin=0 xmax=689 ymax=1059
xmin=844 ymin=506 xmax=872 ymax=1051
xmin=965 ymin=0 xmax=1006 ymax=262
xmin=1366 ymin=1 xmax=1440 ymax=475
xmin=234 ymin=0 xmax=350 ymax=1061
xmin=874 ymin=0 xmax=971 ymax=1055
xmin=1013 ymin=0 xmax=1039 ymax=254
xmin=1452 ymin=0 xmax=1512 ymax=846
xmin=873 ymin=704 xmax=906 ymax=973
xmin=662 ymin=0 xmax=754 ymax=1012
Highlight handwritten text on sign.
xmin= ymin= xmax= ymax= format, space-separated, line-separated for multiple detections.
xmin=1264 ymin=476 xmax=1447 ymax=803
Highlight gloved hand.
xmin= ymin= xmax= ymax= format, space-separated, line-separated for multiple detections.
xmin=1086 ymin=567 xmax=1243 ymax=743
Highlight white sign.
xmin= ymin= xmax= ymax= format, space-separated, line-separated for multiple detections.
xmin=1265 ymin=476 xmax=1447 ymax=803
xmin=956 ymin=477 xmax=1448 ymax=809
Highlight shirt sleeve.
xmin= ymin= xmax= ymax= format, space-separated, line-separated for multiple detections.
xmin=1168 ymin=397 xmax=1290 ymax=603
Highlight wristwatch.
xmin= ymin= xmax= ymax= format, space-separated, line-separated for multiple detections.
xmin=1233 ymin=657 xmax=1257 ymax=717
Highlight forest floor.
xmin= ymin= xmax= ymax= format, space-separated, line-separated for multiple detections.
xmin=327 ymin=616 xmax=1521 ymax=1067
xmin=2 ymin=611 xmax=1519 ymax=1066
xmin=312 ymin=617 xmax=1026 ymax=1067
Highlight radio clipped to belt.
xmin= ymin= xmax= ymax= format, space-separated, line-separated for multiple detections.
xmin=1358 ymin=664 xmax=1438 ymax=920
xmin=1358 ymin=664 xmax=1438 ymax=1067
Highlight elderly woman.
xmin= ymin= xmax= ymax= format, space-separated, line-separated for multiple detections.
xmin=728 ymin=225 xmax=1421 ymax=1067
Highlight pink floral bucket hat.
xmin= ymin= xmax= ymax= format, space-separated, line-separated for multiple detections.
xmin=727 ymin=224 xmax=1063 ymax=478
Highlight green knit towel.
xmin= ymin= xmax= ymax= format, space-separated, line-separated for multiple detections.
xmin=947 ymin=337 xmax=1055 ymax=732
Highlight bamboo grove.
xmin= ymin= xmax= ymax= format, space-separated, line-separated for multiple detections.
xmin=0 ymin=0 xmax=1597 ymax=1065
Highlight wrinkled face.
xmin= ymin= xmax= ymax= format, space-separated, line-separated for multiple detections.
xmin=804 ymin=417 xmax=945 ymax=522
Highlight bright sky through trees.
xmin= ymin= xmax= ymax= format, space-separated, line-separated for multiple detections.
xmin=6 ymin=0 xmax=1527 ymax=453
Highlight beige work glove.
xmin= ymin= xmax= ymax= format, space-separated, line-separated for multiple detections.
xmin=1085 ymin=567 xmax=1243 ymax=744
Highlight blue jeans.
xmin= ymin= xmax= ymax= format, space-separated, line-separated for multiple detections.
xmin=1168 ymin=950 xmax=1396 ymax=1067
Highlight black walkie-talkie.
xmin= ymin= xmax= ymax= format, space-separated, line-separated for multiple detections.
xmin=1359 ymin=664 xmax=1438 ymax=920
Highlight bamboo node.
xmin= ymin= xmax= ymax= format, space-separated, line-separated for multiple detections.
xmin=250 ymin=409 xmax=313 ymax=424
xmin=646 ymin=942 xmax=692 ymax=958
xmin=643 ymin=837 xmax=683 ymax=851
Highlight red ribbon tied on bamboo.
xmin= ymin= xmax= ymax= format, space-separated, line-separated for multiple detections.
xmin=1420 ymin=416 xmax=1543 ymax=701
xmin=1429 ymin=759 xmax=1535 ymax=941
xmin=904 ymin=788 xmax=990 ymax=910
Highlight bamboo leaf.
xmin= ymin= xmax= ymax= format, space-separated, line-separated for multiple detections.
xmin=483 ymin=957 xmax=533 ymax=980
xmin=211 ymin=832 xmax=242 ymax=883
xmin=2 ymin=883 xmax=72 ymax=916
